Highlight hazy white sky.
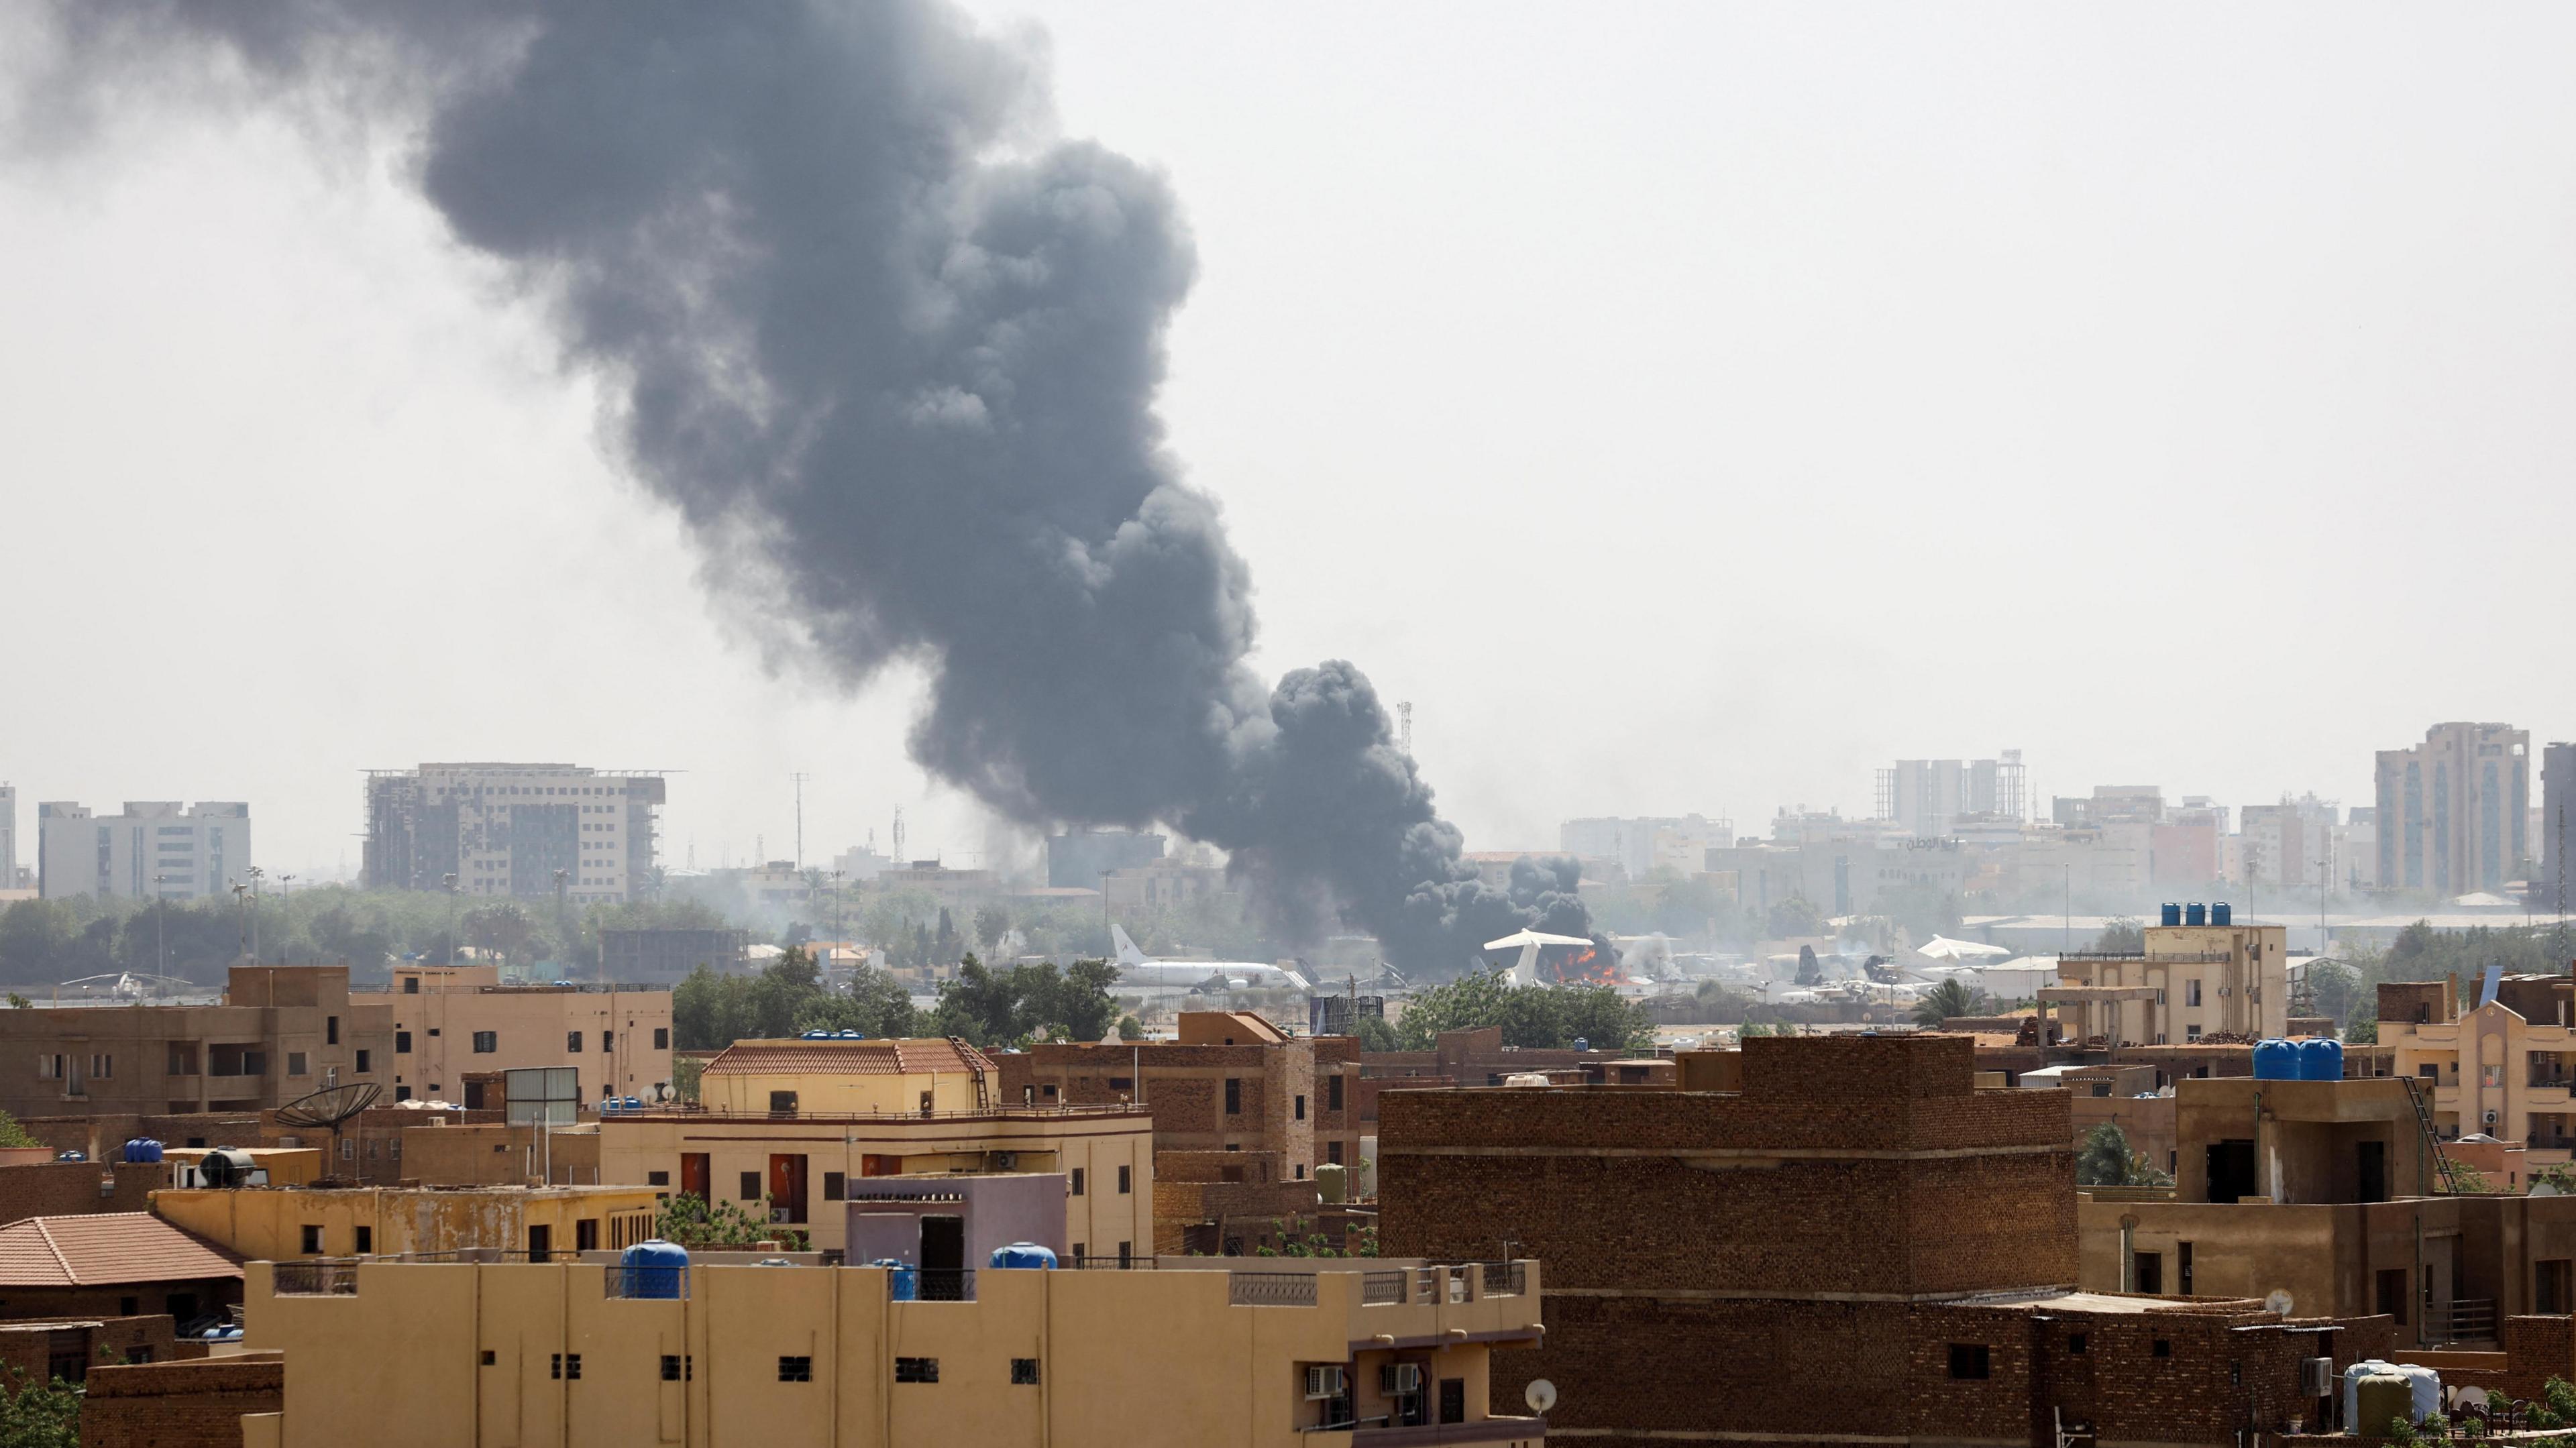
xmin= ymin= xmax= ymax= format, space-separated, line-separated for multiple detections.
xmin=5 ymin=3 xmax=2576 ymax=877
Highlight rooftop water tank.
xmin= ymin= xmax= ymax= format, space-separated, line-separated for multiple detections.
xmin=1316 ymin=1164 xmax=1348 ymax=1205
xmin=988 ymin=1243 xmax=1059 ymax=1271
xmin=619 ymin=1239 xmax=689 ymax=1299
xmin=197 ymin=1148 xmax=258 ymax=1188
xmin=2212 ymin=901 xmax=2233 ymax=926
xmin=2252 ymin=1039 xmax=2300 ymax=1080
xmin=879 ymin=1260 xmax=918 ymax=1301
xmin=801 ymin=1029 xmax=831 ymax=1040
xmin=2355 ymin=1374 xmax=2414 ymax=1435
xmin=2160 ymin=902 xmax=2182 ymax=927
xmin=1571 ymin=1037 xmax=1590 ymax=1052
xmin=2299 ymin=1038 xmax=2345 ymax=1082
xmin=122 ymin=1138 xmax=163 ymax=1164
xmin=2186 ymin=903 xmax=2208 ymax=927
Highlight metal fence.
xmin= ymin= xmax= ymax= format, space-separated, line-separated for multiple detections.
xmin=914 ymin=1268 xmax=975 ymax=1302
xmin=1481 ymin=1261 xmax=1527 ymax=1297
xmin=272 ymin=1261 xmax=360 ymax=1296
xmin=2426 ymin=1298 xmax=2497 ymax=1344
xmin=1228 ymin=1272 xmax=1319 ymax=1306
xmin=1361 ymin=1270 xmax=1406 ymax=1304
xmin=602 ymin=1264 xmax=692 ymax=1300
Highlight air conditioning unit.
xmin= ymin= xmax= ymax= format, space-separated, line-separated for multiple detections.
xmin=1381 ymin=1363 xmax=1424 ymax=1395
xmin=1303 ymin=1366 xmax=1346 ymax=1400
xmin=993 ymin=1152 xmax=1017 ymax=1170
xmin=770 ymin=1208 xmax=792 ymax=1224
xmin=2300 ymin=1357 xmax=2334 ymax=1397
xmin=2486 ymin=1111 xmax=2500 ymax=1126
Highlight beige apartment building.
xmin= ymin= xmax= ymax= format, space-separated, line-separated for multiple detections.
xmin=2040 ymin=915 xmax=2291 ymax=1046
xmin=0 ymin=965 xmax=389 ymax=1119
xmin=239 ymin=1254 xmax=1547 ymax=1448
xmin=155 ymin=1182 xmax=663 ymax=1261
xmin=358 ymin=964 xmax=674 ymax=1106
xmin=2378 ymin=977 xmax=2576 ymax=1158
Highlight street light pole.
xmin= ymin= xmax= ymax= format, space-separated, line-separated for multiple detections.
xmin=246 ymin=866 xmax=264 ymax=963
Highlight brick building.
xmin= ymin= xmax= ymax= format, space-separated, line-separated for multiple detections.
xmin=1355 ymin=1025 xmax=1666 ymax=1131
xmin=0 ymin=966 xmax=390 ymax=1120
xmin=0 ymin=1313 xmax=176 ymax=1385
xmin=1151 ymin=1150 xmax=1320 ymax=1255
xmin=1381 ymin=1034 xmax=2391 ymax=1445
xmin=0 ymin=1214 xmax=241 ymax=1327
xmin=82 ymin=1353 xmax=284 ymax=1448
xmin=999 ymin=1011 xmax=1361 ymax=1179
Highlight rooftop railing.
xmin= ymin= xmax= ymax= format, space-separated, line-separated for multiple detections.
xmin=612 ymin=1103 xmax=1147 ymax=1125
xmin=271 ymin=1260 xmax=360 ymax=1296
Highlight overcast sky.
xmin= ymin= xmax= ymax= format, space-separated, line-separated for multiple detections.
xmin=5 ymin=3 xmax=2575 ymax=878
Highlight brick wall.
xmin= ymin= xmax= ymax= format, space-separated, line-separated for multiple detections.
xmin=80 ymin=1353 xmax=283 ymax=1448
xmin=0 ymin=1315 xmax=175 ymax=1386
xmin=2378 ymin=983 xmax=2449 ymax=1028
xmin=0 ymin=1280 xmax=240 ymax=1327
xmin=0 ymin=1161 xmax=164 ymax=1225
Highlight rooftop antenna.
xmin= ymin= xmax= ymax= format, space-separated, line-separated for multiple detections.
xmin=792 ymin=771 xmax=810 ymax=870
xmin=275 ymin=1080 xmax=382 ymax=1181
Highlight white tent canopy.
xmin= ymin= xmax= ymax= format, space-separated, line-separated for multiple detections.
xmin=1915 ymin=935 xmax=2010 ymax=960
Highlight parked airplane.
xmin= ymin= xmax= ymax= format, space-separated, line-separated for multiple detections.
xmin=1110 ymin=925 xmax=1313 ymax=993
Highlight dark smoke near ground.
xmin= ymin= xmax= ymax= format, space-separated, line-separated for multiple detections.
xmin=22 ymin=0 xmax=1587 ymax=976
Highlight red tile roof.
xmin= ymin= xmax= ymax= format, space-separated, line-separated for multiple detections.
xmin=0 ymin=1214 xmax=241 ymax=1288
xmin=702 ymin=1038 xmax=994 ymax=1078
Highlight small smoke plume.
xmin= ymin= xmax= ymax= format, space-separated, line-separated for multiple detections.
xmin=23 ymin=0 xmax=1585 ymax=974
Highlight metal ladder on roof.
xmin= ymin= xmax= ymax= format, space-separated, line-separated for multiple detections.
xmin=2399 ymin=1074 xmax=2455 ymax=1194
xmin=951 ymin=1037 xmax=990 ymax=1111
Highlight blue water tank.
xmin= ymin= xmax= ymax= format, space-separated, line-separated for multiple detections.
xmin=2211 ymin=901 xmax=2233 ymax=926
xmin=2253 ymin=1038 xmax=2300 ymax=1080
xmin=1571 ymin=1037 xmax=1590 ymax=1052
xmin=122 ymin=1138 xmax=163 ymax=1164
xmin=988 ymin=1242 xmax=1059 ymax=1271
xmin=2299 ymin=1038 xmax=2345 ymax=1082
xmin=2160 ymin=902 xmax=2182 ymax=928
xmin=800 ymin=1029 xmax=830 ymax=1040
xmin=620 ymin=1240 xmax=689 ymax=1298
xmin=2185 ymin=903 xmax=2207 ymax=927
xmin=838 ymin=1030 xmax=865 ymax=1040
xmin=877 ymin=1260 xmax=918 ymax=1301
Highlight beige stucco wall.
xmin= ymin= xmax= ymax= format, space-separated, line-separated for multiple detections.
xmin=358 ymin=974 xmax=674 ymax=1105
xmin=2386 ymin=1001 xmax=2576 ymax=1160
xmin=153 ymin=1184 xmax=661 ymax=1260
xmin=701 ymin=1066 xmax=979 ymax=1117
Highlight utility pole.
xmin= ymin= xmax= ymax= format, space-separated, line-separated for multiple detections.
xmin=792 ymin=772 xmax=810 ymax=871
xmin=246 ymin=866 xmax=264 ymax=962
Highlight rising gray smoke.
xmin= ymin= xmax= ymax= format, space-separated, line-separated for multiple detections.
xmin=24 ymin=0 xmax=1584 ymax=974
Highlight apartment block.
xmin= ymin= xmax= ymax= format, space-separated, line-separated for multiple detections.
xmin=2377 ymin=722 xmax=2530 ymax=897
xmin=1875 ymin=750 xmax=2027 ymax=836
xmin=36 ymin=799 xmax=249 ymax=901
xmin=0 ymin=965 xmax=389 ymax=1119
xmin=363 ymin=763 xmax=665 ymax=905
xmin=599 ymin=929 xmax=750 ymax=985
xmin=2378 ymin=975 xmax=2576 ymax=1158
xmin=356 ymin=963 xmax=674 ymax=1105
xmin=155 ymin=1182 xmax=661 ymax=1262
xmin=2041 ymin=911 xmax=2291 ymax=1046
xmin=238 ymin=1249 xmax=1546 ymax=1447
xmin=0 ymin=782 xmax=16 ymax=891
xmin=1380 ymin=1034 xmax=2385 ymax=1443
xmin=1559 ymin=814 xmax=1733 ymax=883
xmin=998 ymin=1012 xmax=1362 ymax=1180
xmin=2536 ymin=742 xmax=2576 ymax=913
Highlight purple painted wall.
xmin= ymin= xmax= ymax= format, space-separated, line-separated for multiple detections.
xmin=843 ymin=1173 xmax=1067 ymax=1266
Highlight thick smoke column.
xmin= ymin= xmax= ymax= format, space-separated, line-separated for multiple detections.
xmin=27 ymin=0 xmax=1585 ymax=973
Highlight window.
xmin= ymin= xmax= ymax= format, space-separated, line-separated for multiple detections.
xmin=1118 ymin=1165 xmax=1132 ymax=1194
xmin=654 ymin=1027 xmax=669 ymax=1050
xmin=824 ymin=1171 xmax=845 ymax=1201
xmin=327 ymin=1015 xmax=340 ymax=1046
xmin=777 ymin=1355 xmax=814 ymax=1383
xmin=568 ymin=1032 xmax=584 ymax=1054
xmin=1071 ymin=1168 xmax=1085 ymax=1197
xmin=395 ymin=1032 xmax=413 ymax=1054
xmin=660 ymin=1355 xmax=694 ymax=1382
xmin=34 ymin=1054 xmax=59 ymax=1080
xmin=894 ymin=1357 xmax=937 ymax=1384
xmin=403 ymin=978 xmax=419 ymax=995
xmin=119 ymin=1296 xmax=138 ymax=1317
xmin=2151 ymin=1339 xmax=2171 ymax=1358
xmin=481 ymin=1351 xmax=496 ymax=1366
xmin=647 ymin=1170 xmax=670 ymax=1186
xmin=603 ymin=1031 xmax=614 ymax=1052
xmin=551 ymin=1353 xmax=582 ymax=1380
xmin=2185 ymin=980 xmax=2202 ymax=1007
xmin=1327 ymin=1141 xmax=1344 ymax=1166
xmin=2067 ymin=1333 xmax=2087 ymax=1355
xmin=340 ymin=1139 xmax=355 ymax=1161
xmin=300 ymin=1225 xmax=323 ymax=1254
xmin=89 ymin=1054 xmax=112 ymax=1080
xmin=741 ymin=1171 xmax=762 ymax=1202
xmin=472 ymin=1032 xmax=496 ymax=1054
xmin=427 ymin=1028 xmax=441 ymax=1037
xmin=1295 ymin=1094 xmax=1306 ymax=1121
xmin=576 ymin=1219 xmax=599 ymax=1251
xmin=1225 ymin=1078 xmax=1241 ymax=1115
xmin=769 ymin=1090 xmax=799 ymax=1113
xmin=1012 ymin=1358 xmax=1041 ymax=1386
xmin=1328 ymin=1076 xmax=1344 ymax=1111
xmin=1295 ymin=1164 xmax=1306 ymax=1180
xmin=355 ymin=1050 xmax=371 ymax=1073
xmin=355 ymin=1227 xmax=372 ymax=1254
xmin=395 ymin=1087 xmax=412 ymax=1102
xmin=288 ymin=1053 xmax=309 ymax=1076
xmin=2185 ymin=1025 xmax=2202 ymax=1043
xmin=1948 ymin=1345 xmax=1989 ymax=1380
xmin=166 ymin=1044 xmax=198 ymax=1076
xmin=1118 ymin=1241 xmax=1131 ymax=1268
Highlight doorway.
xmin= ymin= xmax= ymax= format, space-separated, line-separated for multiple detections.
xmin=920 ymin=1215 xmax=965 ymax=1300
xmin=527 ymin=1224 xmax=552 ymax=1265
xmin=767 ymin=1155 xmax=809 ymax=1225
xmin=2207 ymin=1140 xmax=2258 ymax=1203
xmin=2359 ymin=1141 xmax=2387 ymax=1203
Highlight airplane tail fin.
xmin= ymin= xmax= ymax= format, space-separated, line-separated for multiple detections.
xmin=1110 ymin=924 xmax=1149 ymax=968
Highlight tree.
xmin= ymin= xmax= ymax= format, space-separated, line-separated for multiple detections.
xmin=1768 ymin=894 xmax=1825 ymax=940
xmin=2074 ymin=1121 xmax=2171 ymax=1187
xmin=972 ymin=905 xmax=1012 ymax=955
xmin=0 ymin=1111 xmax=38 ymax=1151
xmin=1393 ymin=971 xmax=1653 ymax=1051
xmin=2090 ymin=917 xmax=2144 ymax=954
xmin=2440 ymin=1159 xmax=2493 ymax=1195
xmin=2304 ymin=958 xmax=2361 ymax=1024
xmin=654 ymin=1192 xmax=804 ymax=1251
xmin=1351 ymin=1015 xmax=1401 ymax=1052
xmin=0 ymin=1366 xmax=80 ymax=1448
xmin=1116 ymin=1014 xmax=1145 ymax=1042
xmin=1911 ymin=978 xmax=1990 ymax=1028
xmin=932 ymin=908 xmax=961 ymax=967
xmin=794 ymin=962 xmax=921 ymax=1040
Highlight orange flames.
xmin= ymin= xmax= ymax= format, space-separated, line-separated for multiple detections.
xmin=1544 ymin=946 xmax=1625 ymax=987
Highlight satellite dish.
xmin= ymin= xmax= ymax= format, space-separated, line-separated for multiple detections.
xmin=1526 ymin=1380 xmax=1558 ymax=1414
xmin=275 ymin=1082 xmax=382 ymax=1176
xmin=2265 ymin=1289 xmax=2295 ymax=1315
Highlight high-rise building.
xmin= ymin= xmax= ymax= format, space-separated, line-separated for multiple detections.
xmin=2239 ymin=793 xmax=2340 ymax=891
xmin=2375 ymin=722 xmax=2530 ymax=897
xmin=2535 ymin=742 xmax=2576 ymax=913
xmin=364 ymin=763 xmax=665 ymax=904
xmin=0 ymin=782 xmax=16 ymax=889
xmin=36 ymin=800 xmax=250 ymax=901
xmin=1876 ymin=750 xmax=2026 ymax=836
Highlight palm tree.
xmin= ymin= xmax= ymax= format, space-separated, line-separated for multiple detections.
xmin=1911 ymin=977 xmax=1988 ymax=1028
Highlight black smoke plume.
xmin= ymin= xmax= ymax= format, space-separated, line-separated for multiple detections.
xmin=23 ymin=0 xmax=1585 ymax=974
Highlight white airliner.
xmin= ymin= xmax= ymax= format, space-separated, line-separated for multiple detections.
xmin=1111 ymin=926 xmax=1313 ymax=993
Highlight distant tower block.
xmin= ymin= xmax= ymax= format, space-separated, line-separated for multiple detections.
xmin=1399 ymin=702 xmax=1414 ymax=756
